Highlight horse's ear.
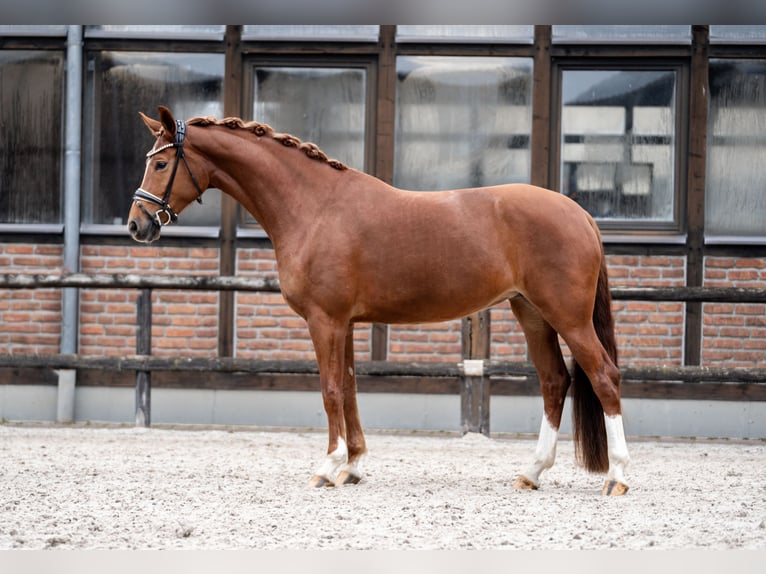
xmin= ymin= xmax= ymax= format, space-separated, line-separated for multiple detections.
xmin=139 ymin=111 xmax=162 ymax=136
xmin=158 ymin=106 xmax=176 ymax=140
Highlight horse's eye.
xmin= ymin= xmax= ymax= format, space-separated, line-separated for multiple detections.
xmin=155 ymin=161 xmax=168 ymax=170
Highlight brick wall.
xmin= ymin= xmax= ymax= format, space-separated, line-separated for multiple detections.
xmin=0 ymin=244 xmax=62 ymax=355
xmin=703 ymin=257 xmax=766 ymax=368
xmin=2 ymin=241 xmax=764 ymax=373
xmin=79 ymin=245 xmax=219 ymax=357
xmin=607 ymin=255 xmax=687 ymax=366
xmin=235 ymin=247 xmax=372 ymax=361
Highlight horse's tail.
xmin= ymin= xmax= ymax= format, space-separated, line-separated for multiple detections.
xmin=571 ymin=232 xmax=618 ymax=474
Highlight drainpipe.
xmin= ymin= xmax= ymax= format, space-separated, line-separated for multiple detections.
xmin=58 ymin=25 xmax=83 ymax=423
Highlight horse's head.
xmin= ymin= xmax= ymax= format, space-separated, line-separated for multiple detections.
xmin=127 ymin=106 xmax=208 ymax=243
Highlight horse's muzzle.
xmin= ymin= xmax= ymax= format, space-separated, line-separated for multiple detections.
xmin=127 ymin=213 xmax=161 ymax=243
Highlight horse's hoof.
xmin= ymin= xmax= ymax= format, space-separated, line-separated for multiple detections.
xmin=602 ymin=480 xmax=629 ymax=496
xmin=336 ymin=470 xmax=362 ymax=485
xmin=513 ymin=475 xmax=539 ymax=490
xmin=308 ymin=475 xmax=335 ymax=488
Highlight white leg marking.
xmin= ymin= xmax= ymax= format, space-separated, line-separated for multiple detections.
xmin=604 ymin=414 xmax=630 ymax=483
xmin=520 ymin=417 xmax=559 ymax=487
xmin=338 ymin=453 xmax=365 ymax=481
xmin=315 ymin=437 xmax=348 ymax=481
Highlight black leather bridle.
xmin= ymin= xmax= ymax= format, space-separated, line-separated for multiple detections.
xmin=132 ymin=120 xmax=204 ymax=226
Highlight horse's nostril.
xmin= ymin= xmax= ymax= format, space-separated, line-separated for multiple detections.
xmin=128 ymin=220 xmax=138 ymax=234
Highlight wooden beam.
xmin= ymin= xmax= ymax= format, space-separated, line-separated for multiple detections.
xmin=218 ymin=25 xmax=243 ymax=358
xmin=685 ymin=25 xmax=710 ymax=367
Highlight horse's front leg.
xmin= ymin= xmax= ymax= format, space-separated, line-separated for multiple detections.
xmin=336 ymin=324 xmax=367 ymax=485
xmin=307 ymin=314 xmax=349 ymax=488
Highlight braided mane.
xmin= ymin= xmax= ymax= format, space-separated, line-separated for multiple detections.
xmin=187 ymin=115 xmax=347 ymax=171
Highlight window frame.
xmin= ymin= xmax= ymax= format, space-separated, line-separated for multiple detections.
xmin=550 ymin=57 xmax=689 ymax=237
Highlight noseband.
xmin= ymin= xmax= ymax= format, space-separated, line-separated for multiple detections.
xmin=133 ymin=120 xmax=204 ymax=226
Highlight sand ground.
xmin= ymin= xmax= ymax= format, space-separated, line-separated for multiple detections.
xmin=0 ymin=424 xmax=764 ymax=550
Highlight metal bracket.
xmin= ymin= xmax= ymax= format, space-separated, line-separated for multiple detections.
xmin=462 ymin=359 xmax=485 ymax=377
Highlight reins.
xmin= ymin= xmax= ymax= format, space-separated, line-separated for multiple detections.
xmin=133 ymin=120 xmax=204 ymax=226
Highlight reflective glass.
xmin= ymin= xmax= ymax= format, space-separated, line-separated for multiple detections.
xmin=0 ymin=50 xmax=64 ymax=224
xmin=85 ymin=26 xmax=225 ymax=40
xmin=252 ymin=66 xmax=367 ymax=171
xmin=83 ymin=51 xmax=224 ymax=226
xmin=396 ymin=26 xmax=533 ymax=44
xmin=710 ymin=26 xmax=766 ymax=44
xmin=553 ymin=25 xmax=691 ymax=44
xmin=706 ymin=59 xmax=766 ymax=237
xmin=243 ymin=26 xmax=379 ymax=41
xmin=560 ymin=69 xmax=677 ymax=223
xmin=394 ymin=56 xmax=532 ymax=191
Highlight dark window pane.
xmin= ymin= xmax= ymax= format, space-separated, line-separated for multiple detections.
xmin=560 ymin=69 xmax=677 ymax=223
xmin=0 ymin=50 xmax=63 ymax=224
xmin=83 ymin=51 xmax=224 ymax=226
xmin=394 ymin=56 xmax=532 ymax=191
xmin=706 ymin=59 xmax=766 ymax=237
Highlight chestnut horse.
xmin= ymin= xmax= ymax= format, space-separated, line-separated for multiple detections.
xmin=128 ymin=106 xmax=630 ymax=496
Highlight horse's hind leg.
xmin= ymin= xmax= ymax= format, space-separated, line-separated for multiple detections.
xmin=336 ymin=324 xmax=367 ymax=485
xmin=509 ymin=296 xmax=571 ymax=490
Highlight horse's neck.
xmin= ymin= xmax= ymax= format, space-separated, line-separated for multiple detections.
xmin=201 ymin=128 xmax=336 ymax=244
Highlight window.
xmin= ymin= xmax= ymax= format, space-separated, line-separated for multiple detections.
xmin=0 ymin=50 xmax=64 ymax=225
xmin=250 ymin=66 xmax=368 ymax=171
xmin=394 ymin=56 xmax=533 ymax=191
xmin=552 ymin=26 xmax=691 ymax=44
xmin=83 ymin=51 xmax=224 ymax=228
xmin=557 ymin=68 xmax=679 ymax=228
xmin=243 ymin=25 xmax=379 ymax=42
xmin=396 ymin=26 xmax=533 ymax=44
xmin=706 ymin=59 xmax=766 ymax=239
xmin=85 ymin=26 xmax=225 ymax=41
xmin=242 ymin=63 xmax=370 ymax=229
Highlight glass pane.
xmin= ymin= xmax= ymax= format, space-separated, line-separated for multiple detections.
xmin=396 ymin=25 xmax=533 ymax=44
xmin=706 ymin=59 xmax=766 ymax=237
xmin=243 ymin=25 xmax=379 ymax=41
xmin=553 ymin=25 xmax=691 ymax=44
xmin=85 ymin=26 xmax=225 ymax=40
xmin=560 ymin=69 xmax=677 ymax=223
xmin=710 ymin=26 xmax=766 ymax=44
xmin=252 ymin=66 xmax=366 ymax=171
xmin=83 ymin=51 xmax=224 ymax=226
xmin=0 ymin=50 xmax=64 ymax=224
xmin=394 ymin=56 xmax=532 ymax=191
xmin=0 ymin=25 xmax=67 ymax=36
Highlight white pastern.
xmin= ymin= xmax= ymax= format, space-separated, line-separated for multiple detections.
xmin=520 ymin=417 xmax=559 ymax=487
xmin=604 ymin=414 xmax=630 ymax=483
xmin=338 ymin=452 xmax=366 ymax=481
xmin=315 ymin=437 xmax=348 ymax=481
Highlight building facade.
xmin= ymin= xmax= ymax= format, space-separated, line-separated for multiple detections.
xmin=0 ymin=26 xmax=764 ymax=429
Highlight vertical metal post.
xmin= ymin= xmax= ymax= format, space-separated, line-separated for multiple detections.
xmin=58 ymin=25 xmax=83 ymax=423
xmin=460 ymin=309 xmax=491 ymax=435
xmin=135 ymin=289 xmax=152 ymax=427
